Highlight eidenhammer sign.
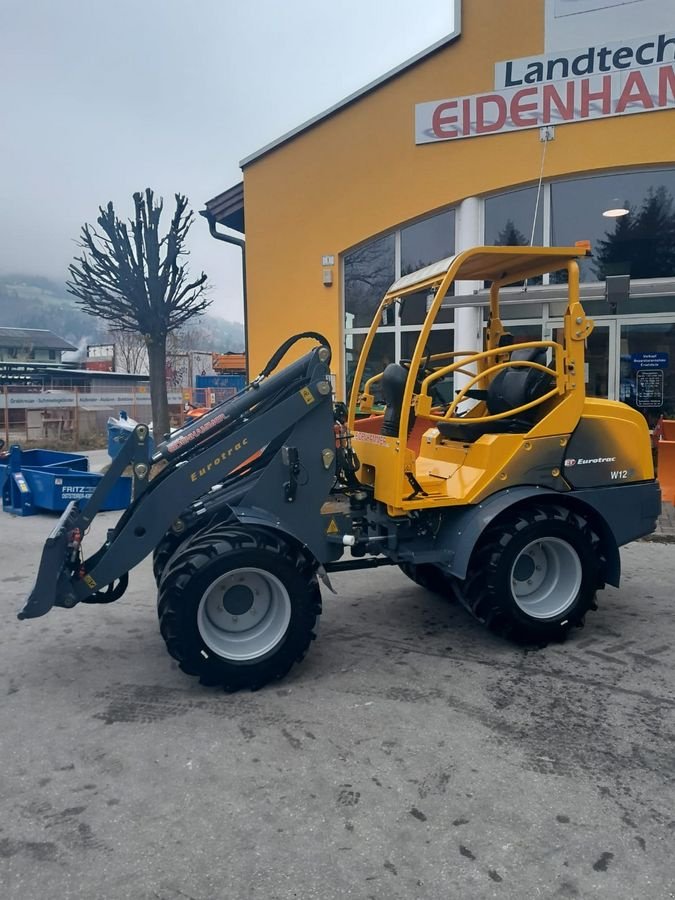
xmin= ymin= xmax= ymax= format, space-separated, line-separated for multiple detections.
xmin=415 ymin=32 xmax=675 ymax=143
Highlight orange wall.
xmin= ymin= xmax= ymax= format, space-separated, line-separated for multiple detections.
xmin=242 ymin=0 xmax=675 ymax=388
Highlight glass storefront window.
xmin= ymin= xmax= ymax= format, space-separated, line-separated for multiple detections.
xmin=551 ymin=169 xmax=675 ymax=283
xmin=587 ymin=327 xmax=611 ymax=400
xmin=344 ymin=234 xmax=395 ymax=329
xmin=552 ymin=323 xmax=612 ymax=399
xmin=499 ymin=301 xmax=545 ymax=320
xmin=399 ymin=211 xmax=455 ymax=324
xmin=345 ymin=331 xmax=395 ymax=405
xmin=344 ymin=207 xmax=455 ymax=395
xmin=401 ymin=210 xmax=455 ymax=275
xmin=584 ymin=295 xmax=675 ymax=318
xmin=344 ymin=170 xmax=675 ymax=407
xmin=485 ymin=186 xmax=543 ymax=286
xmin=503 ymin=323 xmax=544 ymax=345
xmin=400 ymin=327 xmax=454 ymax=361
xmin=485 ymin=186 xmax=543 ymax=248
xmin=399 ymin=290 xmax=454 ymax=326
xmin=401 ymin=328 xmax=455 ymax=404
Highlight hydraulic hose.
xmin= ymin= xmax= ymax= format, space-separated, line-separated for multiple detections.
xmin=257 ymin=332 xmax=331 ymax=380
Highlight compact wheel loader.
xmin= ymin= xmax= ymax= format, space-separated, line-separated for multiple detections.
xmin=20 ymin=246 xmax=661 ymax=690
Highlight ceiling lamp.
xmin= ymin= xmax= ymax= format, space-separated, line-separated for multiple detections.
xmin=602 ymin=199 xmax=630 ymax=218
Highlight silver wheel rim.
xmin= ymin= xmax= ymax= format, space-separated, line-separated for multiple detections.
xmin=510 ymin=537 xmax=582 ymax=620
xmin=197 ymin=567 xmax=292 ymax=662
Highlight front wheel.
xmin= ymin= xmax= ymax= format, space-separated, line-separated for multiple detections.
xmin=399 ymin=562 xmax=457 ymax=599
xmin=459 ymin=504 xmax=601 ymax=643
xmin=157 ymin=526 xmax=321 ymax=690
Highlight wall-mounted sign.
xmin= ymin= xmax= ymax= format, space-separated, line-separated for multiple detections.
xmin=635 ymin=369 xmax=664 ymax=407
xmin=631 ymin=352 xmax=669 ymax=369
xmin=0 ymin=391 xmax=182 ymax=409
xmin=416 ymin=32 xmax=675 ymax=143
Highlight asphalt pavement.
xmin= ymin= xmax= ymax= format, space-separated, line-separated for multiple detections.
xmin=0 ymin=505 xmax=674 ymax=900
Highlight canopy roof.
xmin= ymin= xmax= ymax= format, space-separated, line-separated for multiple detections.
xmin=387 ymin=246 xmax=590 ymax=300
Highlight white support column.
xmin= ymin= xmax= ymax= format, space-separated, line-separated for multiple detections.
xmin=454 ymin=196 xmax=483 ymax=397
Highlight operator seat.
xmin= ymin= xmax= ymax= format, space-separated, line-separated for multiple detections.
xmin=381 ymin=363 xmax=416 ymax=437
xmin=437 ymin=347 xmax=554 ymax=443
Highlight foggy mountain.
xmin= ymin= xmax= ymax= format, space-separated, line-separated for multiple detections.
xmin=0 ymin=275 xmax=245 ymax=355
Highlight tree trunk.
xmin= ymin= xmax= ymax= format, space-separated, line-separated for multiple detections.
xmin=147 ymin=337 xmax=171 ymax=440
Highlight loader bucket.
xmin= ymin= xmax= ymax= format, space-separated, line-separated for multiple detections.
xmin=18 ymin=502 xmax=81 ymax=619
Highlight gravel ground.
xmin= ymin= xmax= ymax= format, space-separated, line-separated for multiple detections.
xmin=0 ymin=503 xmax=674 ymax=899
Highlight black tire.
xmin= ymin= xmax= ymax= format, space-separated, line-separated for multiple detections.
xmin=153 ymin=517 xmax=226 ymax=585
xmin=399 ymin=562 xmax=457 ymax=599
xmin=157 ymin=525 xmax=321 ymax=691
xmin=153 ymin=532 xmax=184 ymax=585
xmin=458 ymin=503 xmax=601 ymax=643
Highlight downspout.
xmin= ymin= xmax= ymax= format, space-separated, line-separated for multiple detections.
xmin=201 ymin=212 xmax=249 ymax=382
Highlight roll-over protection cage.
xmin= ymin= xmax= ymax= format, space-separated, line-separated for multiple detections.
xmin=347 ymin=245 xmax=594 ymax=510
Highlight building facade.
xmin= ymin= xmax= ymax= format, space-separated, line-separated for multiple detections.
xmin=205 ymin=0 xmax=675 ymax=424
xmin=0 ymin=327 xmax=77 ymax=364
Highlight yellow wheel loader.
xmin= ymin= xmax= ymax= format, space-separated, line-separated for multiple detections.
xmin=20 ymin=246 xmax=660 ymax=690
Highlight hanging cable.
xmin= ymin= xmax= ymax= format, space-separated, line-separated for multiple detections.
xmin=530 ymin=134 xmax=549 ymax=246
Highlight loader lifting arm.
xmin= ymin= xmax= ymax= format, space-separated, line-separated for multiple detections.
xmin=20 ymin=337 xmax=335 ymax=621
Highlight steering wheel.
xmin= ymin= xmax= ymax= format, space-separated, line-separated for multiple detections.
xmin=399 ymin=356 xmax=454 ymax=409
xmin=399 ymin=355 xmax=435 ymax=377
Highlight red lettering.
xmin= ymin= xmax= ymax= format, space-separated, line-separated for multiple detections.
xmin=431 ymin=101 xmax=459 ymax=139
xmin=510 ymin=87 xmax=539 ymax=126
xmin=580 ymin=75 xmax=612 ymax=117
xmin=658 ymin=65 xmax=675 ymax=105
xmin=461 ymin=98 xmax=472 ymax=136
xmin=542 ymin=82 xmax=575 ymax=122
xmin=616 ymin=71 xmax=654 ymax=113
xmin=475 ymin=94 xmax=507 ymax=134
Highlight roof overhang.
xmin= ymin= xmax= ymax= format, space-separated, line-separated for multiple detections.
xmin=202 ymin=182 xmax=245 ymax=233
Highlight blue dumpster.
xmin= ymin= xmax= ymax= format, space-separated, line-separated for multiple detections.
xmin=1 ymin=446 xmax=132 ymax=516
xmin=0 ymin=448 xmax=88 ymax=476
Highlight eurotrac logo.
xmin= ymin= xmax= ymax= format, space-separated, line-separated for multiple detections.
xmin=564 ymin=456 xmax=617 ymax=467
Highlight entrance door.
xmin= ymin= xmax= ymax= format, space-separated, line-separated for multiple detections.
xmin=617 ymin=321 xmax=675 ymax=426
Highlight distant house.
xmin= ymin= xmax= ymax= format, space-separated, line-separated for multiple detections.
xmin=0 ymin=327 xmax=77 ymax=364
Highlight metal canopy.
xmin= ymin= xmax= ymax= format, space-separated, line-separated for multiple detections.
xmin=386 ymin=246 xmax=589 ymax=300
xmin=203 ymin=182 xmax=245 ymax=233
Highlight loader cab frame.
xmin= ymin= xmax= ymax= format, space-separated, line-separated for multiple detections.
xmin=347 ymin=245 xmax=594 ymax=514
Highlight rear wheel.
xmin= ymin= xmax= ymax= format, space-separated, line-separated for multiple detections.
xmin=157 ymin=526 xmax=321 ymax=690
xmin=459 ymin=504 xmax=601 ymax=642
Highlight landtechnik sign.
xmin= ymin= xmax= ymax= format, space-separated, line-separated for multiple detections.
xmin=415 ymin=31 xmax=675 ymax=142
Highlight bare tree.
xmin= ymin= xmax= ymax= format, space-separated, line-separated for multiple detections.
xmin=67 ymin=189 xmax=210 ymax=437
xmin=109 ymin=328 xmax=148 ymax=374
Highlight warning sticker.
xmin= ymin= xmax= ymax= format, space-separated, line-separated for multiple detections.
xmin=325 ymin=518 xmax=339 ymax=535
xmin=300 ymin=387 xmax=315 ymax=405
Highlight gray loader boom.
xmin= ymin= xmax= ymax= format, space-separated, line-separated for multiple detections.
xmin=20 ymin=338 xmax=336 ymax=621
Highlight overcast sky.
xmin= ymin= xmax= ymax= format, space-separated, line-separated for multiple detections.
xmin=1 ymin=0 xmax=453 ymax=322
